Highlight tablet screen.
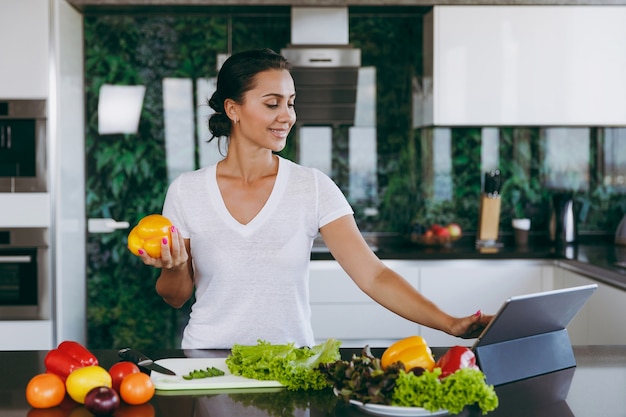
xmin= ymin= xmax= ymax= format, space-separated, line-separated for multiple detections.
xmin=473 ymin=284 xmax=598 ymax=348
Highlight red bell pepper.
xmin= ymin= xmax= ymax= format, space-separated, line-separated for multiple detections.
xmin=435 ymin=345 xmax=479 ymax=379
xmin=44 ymin=341 xmax=98 ymax=381
xmin=57 ymin=341 xmax=98 ymax=366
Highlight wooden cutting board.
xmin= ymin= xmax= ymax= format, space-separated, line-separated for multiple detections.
xmin=150 ymin=358 xmax=284 ymax=391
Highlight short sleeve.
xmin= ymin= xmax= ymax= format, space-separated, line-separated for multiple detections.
xmin=314 ymin=169 xmax=354 ymax=228
xmin=162 ymin=175 xmax=191 ymax=239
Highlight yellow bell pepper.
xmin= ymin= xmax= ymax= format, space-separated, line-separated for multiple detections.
xmin=127 ymin=214 xmax=172 ymax=258
xmin=381 ymin=335 xmax=436 ymax=371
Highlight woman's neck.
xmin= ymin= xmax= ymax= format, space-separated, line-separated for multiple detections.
xmin=218 ymin=148 xmax=278 ymax=184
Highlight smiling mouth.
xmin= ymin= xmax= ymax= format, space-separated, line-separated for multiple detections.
xmin=270 ymin=128 xmax=289 ymax=137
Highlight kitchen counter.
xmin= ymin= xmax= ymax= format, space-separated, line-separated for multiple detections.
xmin=312 ymin=233 xmax=626 ymax=291
xmin=1 ymin=346 xmax=625 ymax=417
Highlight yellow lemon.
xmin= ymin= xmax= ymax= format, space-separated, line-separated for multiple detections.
xmin=65 ymin=365 xmax=112 ymax=404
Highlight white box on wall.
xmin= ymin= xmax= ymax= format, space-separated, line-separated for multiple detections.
xmin=419 ymin=6 xmax=626 ymax=126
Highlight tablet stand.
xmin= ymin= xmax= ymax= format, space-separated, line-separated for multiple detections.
xmin=474 ymin=328 xmax=576 ymax=386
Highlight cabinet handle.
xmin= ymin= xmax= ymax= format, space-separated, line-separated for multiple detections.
xmin=0 ymin=255 xmax=32 ymax=263
xmin=0 ymin=125 xmax=11 ymax=149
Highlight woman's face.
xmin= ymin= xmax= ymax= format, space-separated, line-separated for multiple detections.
xmin=233 ymin=69 xmax=296 ymax=152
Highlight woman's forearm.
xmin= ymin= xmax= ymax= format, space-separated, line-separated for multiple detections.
xmin=360 ymin=266 xmax=456 ymax=334
xmin=155 ymin=264 xmax=194 ymax=308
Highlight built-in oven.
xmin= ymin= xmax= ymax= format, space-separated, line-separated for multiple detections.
xmin=0 ymin=100 xmax=47 ymax=192
xmin=0 ymin=228 xmax=50 ymax=320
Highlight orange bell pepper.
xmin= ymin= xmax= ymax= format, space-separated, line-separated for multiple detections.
xmin=127 ymin=214 xmax=172 ymax=258
xmin=381 ymin=335 xmax=436 ymax=371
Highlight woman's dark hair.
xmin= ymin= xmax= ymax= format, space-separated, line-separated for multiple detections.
xmin=207 ymin=48 xmax=291 ymax=143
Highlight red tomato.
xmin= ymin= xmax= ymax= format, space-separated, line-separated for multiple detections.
xmin=119 ymin=373 xmax=155 ymax=405
xmin=26 ymin=373 xmax=66 ymax=409
xmin=109 ymin=361 xmax=140 ymax=394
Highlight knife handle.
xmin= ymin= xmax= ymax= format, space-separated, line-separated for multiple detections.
xmin=118 ymin=347 xmax=150 ymax=364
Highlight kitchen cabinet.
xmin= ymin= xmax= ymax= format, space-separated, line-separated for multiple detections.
xmin=0 ymin=0 xmax=49 ymax=98
xmin=0 ymin=194 xmax=50 ymax=227
xmin=553 ymin=265 xmax=626 ymax=345
xmin=418 ymin=260 xmax=553 ymax=347
xmin=0 ymin=321 xmax=53 ymax=350
xmin=419 ymin=6 xmax=626 ymax=126
xmin=309 ymin=260 xmax=419 ymax=347
xmin=309 ymin=259 xmax=553 ymax=347
xmin=0 ymin=0 xmax=86 ymax=351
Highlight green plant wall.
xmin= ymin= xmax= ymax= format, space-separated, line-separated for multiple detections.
xmin=84 ymin=11 xmax=291 ymax=349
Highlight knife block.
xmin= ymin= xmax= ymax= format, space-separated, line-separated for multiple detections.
xmin=477 ymin=194 xmax=501 ymax=244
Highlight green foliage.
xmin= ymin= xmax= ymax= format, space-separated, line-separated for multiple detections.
xmin=350 ymin=12 xmax=422 ymax=233
xmin=83 ymin=12 xmax=290 ymax=350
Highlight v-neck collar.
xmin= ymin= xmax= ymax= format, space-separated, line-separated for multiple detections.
xmin=207 ymin=156 xmax=288 ymax=237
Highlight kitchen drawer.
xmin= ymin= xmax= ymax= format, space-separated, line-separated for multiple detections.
xmin=309 ymin=260 xmax=419 ymax=303
xmin=0 ymin=193 xmax=50 ymax=227
xmin=0 ymin=320 xmax=53 ymax=350
xmin=309 ymin=260 xmax=420 ymax=345
xmin=310 ymin=304 xmax=418 ymax=345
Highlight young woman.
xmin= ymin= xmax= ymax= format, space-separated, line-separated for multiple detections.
xmin=137 ymin=48 xmax=491 ymax=349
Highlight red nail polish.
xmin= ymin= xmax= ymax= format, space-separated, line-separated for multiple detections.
xmin=162 ymin=237 xmax=168 ymax=245
xmin=171 ymin=225 xmax=176 ymax=233
xmin=474 ymin=310 xmax=482 ymax=317
xmin=138 ymin=249 xmax=144 ymax=255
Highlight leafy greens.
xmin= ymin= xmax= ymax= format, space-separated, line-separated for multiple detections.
xmin=225 ymin=339 xmax=342 ymax=391
xmin=320 ymin=347 xmax=498 ymax=415
xmin=393 ymin=367 xmax=499 ymax=414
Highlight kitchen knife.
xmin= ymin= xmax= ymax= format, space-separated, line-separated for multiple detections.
xmin=484 ymin=169 xmax=501 ymax=197
xmin=118 ymin=348 xmax=176 ymax=375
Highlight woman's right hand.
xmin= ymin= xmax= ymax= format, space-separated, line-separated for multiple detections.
xmin=137 ymin=225 xmax=188 ymax=271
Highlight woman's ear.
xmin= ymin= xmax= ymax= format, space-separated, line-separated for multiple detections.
xmin=224 ymin=99 xmax=238 ymax=124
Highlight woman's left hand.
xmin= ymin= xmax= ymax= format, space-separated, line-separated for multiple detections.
xmin=450 ymin=310 xmax=493 ymax=339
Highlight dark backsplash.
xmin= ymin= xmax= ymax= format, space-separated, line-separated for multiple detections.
xmin=363 ymin=126 xmax=626 ymax=238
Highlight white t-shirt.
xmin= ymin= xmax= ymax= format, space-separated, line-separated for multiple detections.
xmin=162 ymin=156 xmax=354 ymax=349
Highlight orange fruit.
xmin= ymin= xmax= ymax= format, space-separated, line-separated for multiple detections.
xmin=26 ymin=373 xmax=66 ymax=409
xmin=119 ymin=373 xmax=155 ymax=405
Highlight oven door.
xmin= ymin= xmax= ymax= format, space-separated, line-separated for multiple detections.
xmin=0 ymin=229 xmax=49 ymax=320
xmin=0 ymin=100 xmax=47 ymax=192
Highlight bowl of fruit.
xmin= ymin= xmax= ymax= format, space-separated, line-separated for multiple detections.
xmin=408 ymin=223 xmax=462 ymax=247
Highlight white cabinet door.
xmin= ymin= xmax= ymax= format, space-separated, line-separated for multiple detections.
xmin=0 ymin=321 xmax=53 ymax=350
xmin=422 ymin=6 xmax=626 ymax=126
xmin=309 ymin=260 xmax=419 ymax=347
xmin=552 ymin=266 xmax=595 ymax=345
xmin=587 ymin=282 xmax=626 ymax=345
xmin=554 ymin=265 xmax=626 ymax=345
xmin=0 ymin=0 xmax=49 ymax=98
xmin=419 ymin=260 xmax=551 ymax=347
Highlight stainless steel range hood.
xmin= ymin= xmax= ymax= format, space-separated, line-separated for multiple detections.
xmin=281 ymin=7 xmax=361 ymax=126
